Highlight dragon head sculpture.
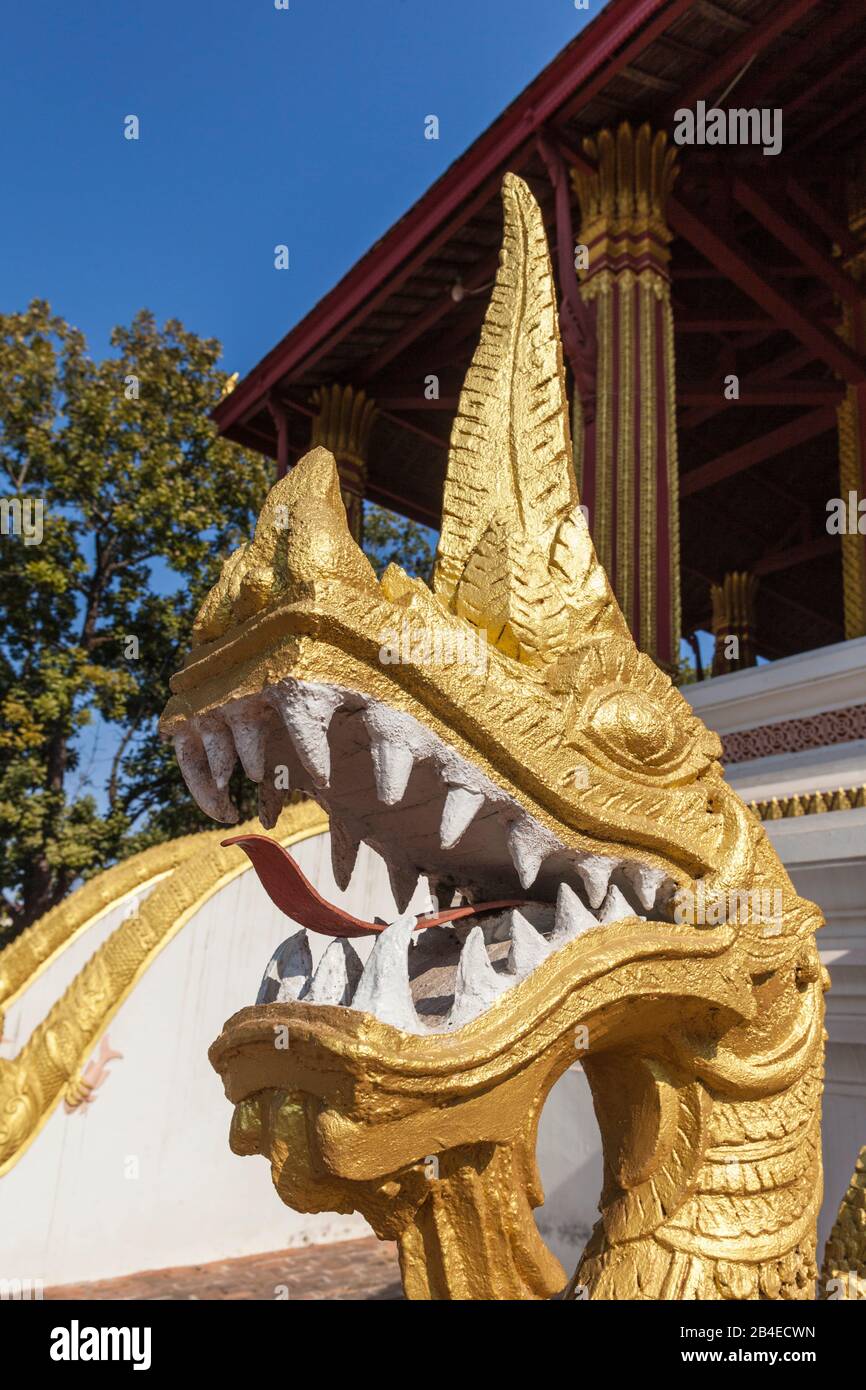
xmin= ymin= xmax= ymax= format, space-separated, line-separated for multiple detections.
xmin=160 ymin=175 xmax=825 ymax=1301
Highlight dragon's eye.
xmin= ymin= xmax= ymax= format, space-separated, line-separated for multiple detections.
xmin=587 ymin=690 xmax=684 ymax=770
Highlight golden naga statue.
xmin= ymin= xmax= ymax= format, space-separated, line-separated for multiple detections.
xmin=160 ymin=175 xmax=826 ymax=1300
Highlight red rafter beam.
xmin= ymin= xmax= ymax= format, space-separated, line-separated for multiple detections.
xmin=793 ymin=87 xmax=866 ymax=152
xmin=667 ymin=199 xmax=866 ymax=384
xmin=732 ymin=177 xmax=860 ymax=306
xmin=785 ymin=37 xmax=866 ymax=120
xmin=377 ymin=396 xmax=460 ymax=411
xmin=669 ymin=0 xmax=821 ymax=112
xmin=250 ymin=176 xmax=512 ymax=423
xmin=733 ymin=4 xmax=862 ymax=108
xmin=679 ymin=381 xmax=843 ymax=408
xmin=679 ymin=345 xmax=818 ymax=430
xmin=675 ymin=314 xmax=773 ymax=333
xmin=749 ymin=344 xmax=817 ymax=383
xmin=680 ymin=406 xmax=836 ymax=496
xmin=784 ymin=179 xmax=859 ymax=261
xmin=372 ymin=366 xmax=467 ymax=395
xmin=753 ymin=534 xmax=838 ymax=578
xmin=356 ymin=253 xmax=500 ymax=382
xmin=728 ymin=291 xmax=834 ymax=354
xmin=378 ymin=409 xmax=449 ymax=452
xmin=554 ymin=0 xmax=698 ymax=125
xmin=367 ymin=482 xmax=441 ymax=527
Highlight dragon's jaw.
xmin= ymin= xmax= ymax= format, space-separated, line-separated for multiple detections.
xmin=168 ymin=673 xmax=735 ymax=1037
xmin=190 ymin=671 xmax=757 ymax=1300
xmin=196 ymin=675 xmax=821 ymax=1303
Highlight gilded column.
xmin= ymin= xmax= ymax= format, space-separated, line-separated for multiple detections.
xmin=710 ymin=571 xmax=759 ymax=676
xmin=571 ymin=122 xmax=680 ymax=666
xmin=838 ymin=163 xmax=866 ymax=639
xmin=310 ymin=384 xmax=378 ymax=543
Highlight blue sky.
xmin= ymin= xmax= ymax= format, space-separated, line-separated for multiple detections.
xmin=3 ymin=2 xmax=605 ymax=811
xmin=2 ymin=0 xmax=589 ymax=372
xmin=3 ymin=2 xmax=715 ymax=813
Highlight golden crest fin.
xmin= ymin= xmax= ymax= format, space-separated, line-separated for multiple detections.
xmin=433 ymin=173 xmax=625 ymax=667
xmin=434 ymin=174 xmax=576 ymax=604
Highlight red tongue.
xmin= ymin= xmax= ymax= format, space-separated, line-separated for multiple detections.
xmin=222 ymin=833 xmax=528 ymax=938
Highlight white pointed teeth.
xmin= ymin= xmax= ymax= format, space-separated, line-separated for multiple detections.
xmin=330 ymin=819 xmax=361 ymax=892
xmin=448 ymin=926 xmax=512 ymax=1030
xmin=268 ymin=681 xmax=341 ymax=788
xmin=368 ymin=734 xmax=415 ymax=806
xmin=623 ymin=862 xmax=667 ymax=913
xmin=440 ymin=785 xmax=485 ymax=850
xmin=507 ymin=817 xmax=549 ymax=891
xmin=306 ymin=938 xmax=363 ymax=1006
xmin=361 ymin=706 xmax=421 ymax=805
xmin=256 ymin=929 xmax=313 ymax=1004
xmin=223 ymin=703 xmax=268 ymax=783
xmin=551 ymin=883 xmax=598 ymax=944
xmin=173 ymin=729 xmax=239 ymax=824
xmin=574 ymin=855 xmax=618 ymax=909
xmin=197 ymin=715 xmax=237 ymax=789
xmin=351 ymin=916 xmax=427 ymax=1033
xmin=597 ymin=883 xmax=638 ymax=925
xmin=506 ymin=910 xmax=552 ymax=977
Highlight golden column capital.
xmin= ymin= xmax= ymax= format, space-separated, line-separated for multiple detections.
xmin=309 ymin=384 xmax=378 ymax=541
xmin=711 ymin=571 xmax=759 ymax=675
xmin=570 ymin=121 xmax=679 ymax=282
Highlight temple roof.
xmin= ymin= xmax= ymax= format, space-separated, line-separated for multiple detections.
xmin=214 ymin=0 xmax=866 ymax=660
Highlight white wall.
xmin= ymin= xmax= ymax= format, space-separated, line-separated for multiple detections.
xmin=3 ymin=800 xmax=857 ymax=1288
xmin=0 ymin=823 xmax=602 ymax=1287
xmin=765 ymin=810 xmax=866 ymax=1257
xmin=0 ymin=835 xmax=376 ymax=1287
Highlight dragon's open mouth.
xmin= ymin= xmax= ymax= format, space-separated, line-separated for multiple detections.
xmin=162 ymin=172 xmax=825 ymax=1303
xmin=173 ymin=676 xmax=681 ymax=1035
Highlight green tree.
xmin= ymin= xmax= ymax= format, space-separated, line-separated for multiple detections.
xmin=362 ymin=502 xmax=436 ymax=583
xmin=0 ymin=301 xmax=270 ymax=940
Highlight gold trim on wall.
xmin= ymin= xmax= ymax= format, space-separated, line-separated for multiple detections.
xmin=0 ymin=835 xmax=205 ymax=1013
xmin=748 ymin=785 xmax=866 ymax=822
xmin=0 ymin=802 xmax=328 ymax=1176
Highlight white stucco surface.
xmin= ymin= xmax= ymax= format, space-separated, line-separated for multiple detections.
xmin=2 ymin=744 xmax=862 ymax=1288
xmin=0 ymin=834 xmax=379 ymax=1287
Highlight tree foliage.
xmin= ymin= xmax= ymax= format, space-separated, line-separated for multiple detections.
xmin=0 ymin=301 xmax=270 ymax=939
xmin=362 ymin=502 xmax=436 ymax=583
xmin=0 ymin=303 xmax=442 ymax=942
